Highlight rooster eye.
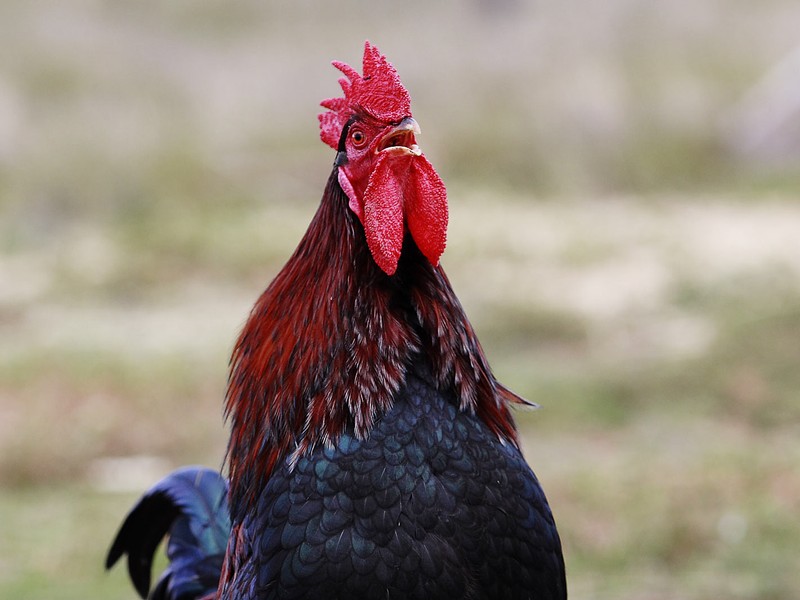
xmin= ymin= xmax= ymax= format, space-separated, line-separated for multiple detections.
xmin=350 ymin=129 xmax=366 ymax=147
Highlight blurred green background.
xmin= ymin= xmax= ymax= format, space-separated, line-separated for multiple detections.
xmin=1 ymin=1 xmax=799 ymax=598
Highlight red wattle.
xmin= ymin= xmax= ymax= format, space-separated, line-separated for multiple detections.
xmin=406 ymin=156 xmax=448 ymax=267
xmin=360 ymin=152 xmax=448 ymax=276
xmin=362 ymin=153 xmax=405 ymax=275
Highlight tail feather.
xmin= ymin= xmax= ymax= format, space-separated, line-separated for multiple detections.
xmin=106 ymin=466 xmax=231 ymax=600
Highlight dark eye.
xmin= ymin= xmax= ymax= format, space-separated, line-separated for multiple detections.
xmin=350 ymin=129 xmax=366 ymax=147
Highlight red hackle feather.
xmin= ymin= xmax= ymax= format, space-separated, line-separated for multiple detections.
xmin=225 ymin=174 xmax=418 ymax=513
xmin=224 ymin=174 xmax=519 ymax=515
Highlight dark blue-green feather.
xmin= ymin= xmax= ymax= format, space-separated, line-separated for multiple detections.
xmin=106 ymin=466 xmax=230 ymax=600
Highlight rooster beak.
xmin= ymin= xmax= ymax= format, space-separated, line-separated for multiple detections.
xmin=396 ymin=117 xmax=421 ymax=135
xmin=378 ymin=117 xmax=422 ymax=156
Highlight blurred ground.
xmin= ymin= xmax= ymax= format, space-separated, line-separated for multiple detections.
xmin=1 ymin=1 xmax=799 ymax=598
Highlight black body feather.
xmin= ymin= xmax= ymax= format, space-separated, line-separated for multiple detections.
xmin=219 ymin=356 xmax=566 ymax=599
xmin=108 ymin=368 xmax=565 ymax=600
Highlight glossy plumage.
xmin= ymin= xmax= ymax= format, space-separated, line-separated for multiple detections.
xmin=223 ymin=359 xmax=565 ymax=599
xmin=106 ymin=42 xmax=566 ymax=600
xmin=106 ymin=467 xmax=230 ymax=600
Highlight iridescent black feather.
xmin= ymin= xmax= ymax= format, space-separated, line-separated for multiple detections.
xmin=219 ymin=357 xmax=566 ymax=599
xmin=106 ymin=466 xmax=231 ymax=600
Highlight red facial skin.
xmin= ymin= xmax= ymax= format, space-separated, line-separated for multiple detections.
xmin=319 ymin=42 xmax=448 ymax=276
xmin=334 ymin=116 xmax=447 ymax=276
xmin=337 ymin=115 xmax=389 ymax=217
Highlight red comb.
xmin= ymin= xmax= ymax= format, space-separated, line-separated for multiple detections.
xmin=319 ymin=41 xmax=412 ymax=149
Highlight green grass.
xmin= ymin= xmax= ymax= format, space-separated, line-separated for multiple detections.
xmin=0 ymin=486 xmax=140 ymax=599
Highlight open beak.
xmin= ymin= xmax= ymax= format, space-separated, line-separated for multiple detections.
xmin=378 ymin=117 xmax=422 ymax=156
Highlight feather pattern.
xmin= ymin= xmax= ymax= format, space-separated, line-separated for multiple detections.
xmin=219 ymin=358 xmax=565 ymax=599
xmin=108 ymin=41 xmax=564 ymax=600
xmin=106 ymin=467 xmax=230 ymax=600
xmin=224 ymin=171 xmax=520 ymax=520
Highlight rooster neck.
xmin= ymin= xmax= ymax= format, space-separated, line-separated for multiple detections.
xmin=225 ymin=170 xmax=518 ymax=515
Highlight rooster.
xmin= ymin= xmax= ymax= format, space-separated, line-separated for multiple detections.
xmin=107 ymin=41 xmax=566 ymax=600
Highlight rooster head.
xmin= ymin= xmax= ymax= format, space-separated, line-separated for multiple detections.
xmin=319 ymin=41 xmax=448 ymax=276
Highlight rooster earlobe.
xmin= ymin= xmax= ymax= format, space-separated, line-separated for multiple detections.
xmin=337 ymin=169 xmax=363 ymax=220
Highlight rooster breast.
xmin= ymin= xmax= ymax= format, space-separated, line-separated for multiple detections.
xmin=228 ymin=354 xmax=565 ymax=600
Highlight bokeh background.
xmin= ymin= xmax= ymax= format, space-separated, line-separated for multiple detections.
xmin=1 ymin=1 xmax=799 ymax=598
